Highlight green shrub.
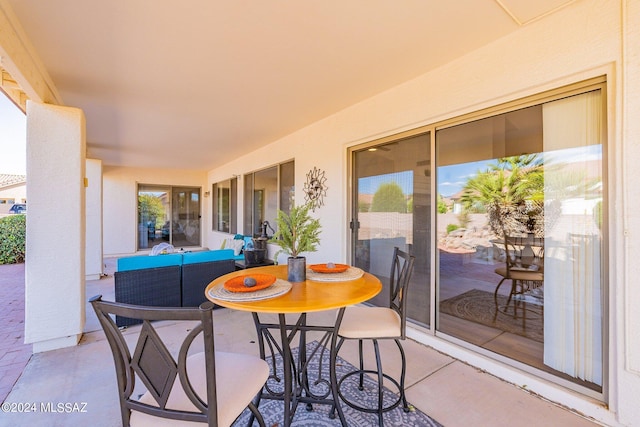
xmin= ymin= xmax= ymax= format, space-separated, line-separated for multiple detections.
xmin=0 ymin=214 xmax=26 ymax=264
xmin=446 ymin=224 xmax=460 ymax=234
xmin=437 ymin=194 xmax=448 ymax=214
xmin=458 ymin=210 xmax=470 ymax=228
xmin=594 ymin=200 xmax=602 ymax=230
xmin=371 ymin=182 xmax=406 ymax=213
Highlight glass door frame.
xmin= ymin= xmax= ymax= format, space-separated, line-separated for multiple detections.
xmin=171 ymin=186 xmax=202 ymax=248
xmin=433 ymin=78 xmax=608 ymax=401
xmin=346 ymin=76 xmax=608 ymax=401
xmin=347 ymin=130 xmax=434 ymax=327
xmin=137 ymin=184 xmax=202 ymax=250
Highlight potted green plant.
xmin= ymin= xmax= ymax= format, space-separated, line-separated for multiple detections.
xmin=270 ymin=202 xmax=322 ymax=282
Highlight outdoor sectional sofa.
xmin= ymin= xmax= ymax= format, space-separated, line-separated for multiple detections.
xmin=114 ymin=249 xmax=241 ymax=326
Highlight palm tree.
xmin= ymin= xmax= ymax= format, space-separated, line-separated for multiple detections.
xmin=460 ymin=155 xmax=544 ymax=239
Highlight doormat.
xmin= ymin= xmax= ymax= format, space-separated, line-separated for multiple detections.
xmin=234 ymin=341 xmax=442 ymax=426
xmin=440 ymin=289 xmax=543 ymax=343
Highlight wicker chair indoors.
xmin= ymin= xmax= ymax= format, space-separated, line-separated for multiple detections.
xmin=331 ymin=247 xmax=416 ymax=427
xmin=90 ymin=295 xmax=269 ymax=427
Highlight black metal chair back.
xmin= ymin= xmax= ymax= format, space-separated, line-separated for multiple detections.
xmin=331 ymin=246 xmax=416 ymax=426
xmin=389 ymin=246 xmax=415 ymax=340
xmin=90 ymin=295 xmax=267 ymax=427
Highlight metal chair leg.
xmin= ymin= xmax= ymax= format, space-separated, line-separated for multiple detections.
xmin=247 ymin=401 xmax=266 ymax=427
xmin=358 ymin=339 xmax=364 ymax=391
xmin=372 ymin=340 xmax=384 ymax=427
xmin=395 ymin=338 xmax=410 ymax=412
xmin=493 ymin=278 xmax=507 ymax=321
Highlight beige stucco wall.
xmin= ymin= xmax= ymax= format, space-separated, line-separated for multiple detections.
xmin=24 ymin=101 xmax=86 ymax=353
xmin=619 ymin=0 xmax=640 ymax=424
xmin=102 ymin=165 xmax=207 ymax=256
xmin=85 ymin=159 xmax=102 ymax=279
xmin=206 ymin=0 xmax=636 ymax=425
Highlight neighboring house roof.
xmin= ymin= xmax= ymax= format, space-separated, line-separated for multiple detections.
xmin=358 ymin=194 xmax=373 ymax=204
xmin=449 ymin=189 xmax=465 ymax=202
xmin=0 ymin=174 xmax=26 ymax=189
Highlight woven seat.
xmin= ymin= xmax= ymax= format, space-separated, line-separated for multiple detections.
xmin=90 ymin=295 xmax=269 ymax=427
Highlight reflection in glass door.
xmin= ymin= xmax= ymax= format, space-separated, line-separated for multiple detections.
xmin=138 ymin=185 xmax=170 ymax=250
xmin=350 ymin=133 xmax=431 ymax=326
xmin=435 ymin=89 xmax=605 ymax=393
xmin=172 ymin=187 xmax=201 ymax=248
xmin=138 ymin=185 xmax=201 ymax=250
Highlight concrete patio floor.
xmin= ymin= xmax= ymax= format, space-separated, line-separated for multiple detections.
xmin=0 ymin=260 xmax=602 ymax=426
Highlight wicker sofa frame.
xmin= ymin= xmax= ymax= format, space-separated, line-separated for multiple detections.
xmin=114 ymin=266 xmax=182 ymax=327
xmin=114 ymin=252 xmax=237 ymax=327
xmin=181 ymin=259 xmax=236 ymax=308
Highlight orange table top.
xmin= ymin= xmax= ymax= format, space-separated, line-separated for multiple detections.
xmin=205 ymin=265 xmax=382 ymax=313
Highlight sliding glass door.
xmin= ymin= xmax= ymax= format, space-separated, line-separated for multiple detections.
xmin=171 ymin=187 xmax=201 ymax=248
xmin=436 ymin=88 xmax=605 ymax=393
xmin=350 ymin=133 xmax=431 ymax=326
xmin=348 ymin=79 xmax=606 ymax=397
xmin=138 ymin=185 xmax=201 ymax=250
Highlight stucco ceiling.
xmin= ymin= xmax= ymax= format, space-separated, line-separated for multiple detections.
xmin=5 ymin=0 xmax=575 ymax=170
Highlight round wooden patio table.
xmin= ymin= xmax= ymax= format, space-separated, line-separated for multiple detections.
xmin=205 ymin=265 xmax=382 ymax=427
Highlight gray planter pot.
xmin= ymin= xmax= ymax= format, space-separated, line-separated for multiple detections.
xmin=287 ymin=257 xmax=306 ymax=282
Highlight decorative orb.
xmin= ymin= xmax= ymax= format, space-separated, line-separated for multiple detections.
xmin=326 ymin=262 xmax=336 ymax=269
xmin=244 ymin=277 xmax=257 ymax=287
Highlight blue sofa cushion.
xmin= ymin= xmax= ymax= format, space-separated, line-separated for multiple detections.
xmin=181 ymin=249 xmax=235 ymax=265
xmin=117 ymin=253 xmax=183 ymax=272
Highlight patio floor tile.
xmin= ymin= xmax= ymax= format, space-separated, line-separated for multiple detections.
xmin=0 ymin=263 xmax=29 ymax=404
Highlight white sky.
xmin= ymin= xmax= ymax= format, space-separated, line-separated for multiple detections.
xmin=0 ymin=92 xmax=26 ymax=175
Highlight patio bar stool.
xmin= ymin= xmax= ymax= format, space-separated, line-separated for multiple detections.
xmin=331 ymin=247 xmax=415 ymax=427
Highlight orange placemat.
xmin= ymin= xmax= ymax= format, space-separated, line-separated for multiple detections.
xmin=223 ymin=274 xmax=277 ymax=293
xmin=309 ymin=263 xmax=349 ymax=273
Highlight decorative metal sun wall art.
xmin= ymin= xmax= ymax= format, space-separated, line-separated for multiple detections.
xmin=304 ymin=167 xmax=328 ymax=211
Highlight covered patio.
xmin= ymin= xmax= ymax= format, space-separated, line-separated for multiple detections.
xmin=1 ymin=1 xmax=639 ymax=426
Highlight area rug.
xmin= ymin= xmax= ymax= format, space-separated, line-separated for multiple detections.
xmin=234 ymin=341 xmax=442 ymax=427
xmin=440 ymin=289 xmax=543 ymax=343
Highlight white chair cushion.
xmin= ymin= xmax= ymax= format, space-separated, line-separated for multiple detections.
xmin=131 ymin=351 xmax=269 ymax=427
xmin=338 ymin=306 xmax=402 ymax=339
